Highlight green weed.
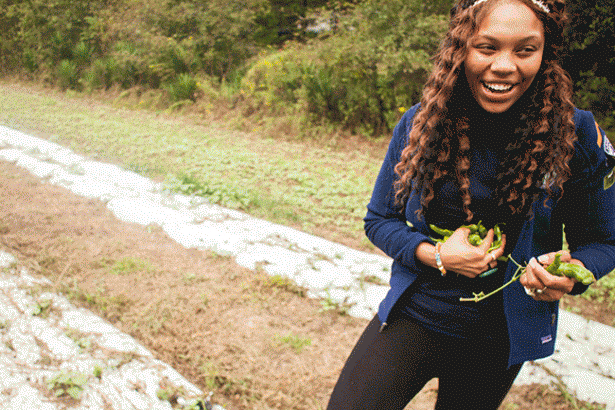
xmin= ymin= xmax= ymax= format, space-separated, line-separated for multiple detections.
xmin=47 ymin=371 xmax=88 ymax=400
xmin=318 ymin=292 xmax=354 ymax=315
xmin=60 ymin=282 xmax=132 ymax=317
xmin=264 ymin=274 xmax=306 ymax=297
xmin=32 ymin=299 xmax=53 ymax=318
xmin=275 ymin=333 xmax=312 ymax=353
xmin=65 ymin=328 xmax=92 ymax=352
xmin=156 ymin=385 xmax=185 ymax=406
xmin=581 ymin=270 xmax=615 ymax=311
xmin=109 ymin=257 xmax=153 ymax=275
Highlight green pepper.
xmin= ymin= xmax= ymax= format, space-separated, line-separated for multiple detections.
xmin=465 ymin=224 xmax=479 ymax=234
xmin=478 ymin=222 xmax=487 ymax=238
xmin=545 ymin=254 xmax=561 ymax=275
xmin=430 ymin=224 xmax=454 ymax=238
xmin=468 ymin=233 xmax=483 ymax=246
xmin=545 ymin=254 xmax=596 ymax=285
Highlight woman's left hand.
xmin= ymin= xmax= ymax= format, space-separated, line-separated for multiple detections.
xmin=519 ymin=251 xmax=579 ymax=302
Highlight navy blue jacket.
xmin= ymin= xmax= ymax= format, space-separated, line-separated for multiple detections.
xmin=365 ymin=103 xmax=615 ymax=366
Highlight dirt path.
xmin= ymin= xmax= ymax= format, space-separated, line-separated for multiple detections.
xmin=0 ymin=158 xmax=605 ymax=410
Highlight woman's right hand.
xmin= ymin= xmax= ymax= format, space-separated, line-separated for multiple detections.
xmin=438 ymin=227 xmax=507 ymax=278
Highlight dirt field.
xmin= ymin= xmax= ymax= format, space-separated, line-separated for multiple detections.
xmin=0 ymin=160 xmax=607 ymax=409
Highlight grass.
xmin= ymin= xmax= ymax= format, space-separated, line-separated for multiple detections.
xmin=0 ymin=81 xmax=385 ymax=250
xmin=274 ymin=333 xmax=312 ymax=353
xmin=109 ymin=256 xmax=154 ymax=275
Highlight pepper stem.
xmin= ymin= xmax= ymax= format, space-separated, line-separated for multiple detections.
xmin=459 ymin=255 xmax=525 ymax=302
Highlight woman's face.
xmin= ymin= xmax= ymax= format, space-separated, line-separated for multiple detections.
xmin=464 ymin=0 xmax=545 ymax=113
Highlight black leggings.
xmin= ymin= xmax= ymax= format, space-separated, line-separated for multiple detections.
xmin=326 ymin=315 xmax=522 ymax=410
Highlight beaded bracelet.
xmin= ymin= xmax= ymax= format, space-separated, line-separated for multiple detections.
xmin=435 ymin=242 xmax=447 ymax=277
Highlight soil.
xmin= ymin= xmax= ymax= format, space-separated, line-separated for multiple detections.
xmin=0 ymin=159 xmax=608 ymax=409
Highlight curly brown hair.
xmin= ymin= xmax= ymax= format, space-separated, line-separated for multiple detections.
xmin=394 ymin=0 xmax=576 ymax=221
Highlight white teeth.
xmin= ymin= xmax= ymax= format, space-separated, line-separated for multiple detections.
xmin=484 ymin=83 xmax=513 ymax=92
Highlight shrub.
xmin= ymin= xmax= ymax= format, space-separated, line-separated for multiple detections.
xmin=239 ymin=0 xmax=447 ymax=136
xmin=240 ymin=49 xmax=304 ymax=112
xmin=73 ymin=42 xmax=93 ymax=68
xmin=166 ymin=73 xmax=199 ymax=102
xmin=82 ymin=58 xmax=115 ymax=90
xmin=57 ymin=60 xmax=79 ymax=90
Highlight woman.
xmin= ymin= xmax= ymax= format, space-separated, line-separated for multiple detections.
xmin=327 ymin=0 xmax=615 ymax=409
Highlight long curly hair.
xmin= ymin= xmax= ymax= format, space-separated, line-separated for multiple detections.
xmin=394 ymin=0 xmax=575 ymax=221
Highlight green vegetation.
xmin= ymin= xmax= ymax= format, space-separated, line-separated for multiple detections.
xmin=46 ymin=370 xmax=88 ymax=400
xmin=109 ymin=257 xmax=154 ymax=276
xmin=275 ymin=333 xmax=313 ymax=353
xmin=32 ymin=298 xmax=53 ymax=318
xmin=1 ymin=0 xmax=612 ymax=135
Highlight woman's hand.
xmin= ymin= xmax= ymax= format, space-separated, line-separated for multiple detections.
xmin=438 ymin=227 xmax=507 ymax=278
xmin=519 ymin=251 xmax=579 ymax=301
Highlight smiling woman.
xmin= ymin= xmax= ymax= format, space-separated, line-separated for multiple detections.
xmin=326 ymin=0 xmax=615 ymax=409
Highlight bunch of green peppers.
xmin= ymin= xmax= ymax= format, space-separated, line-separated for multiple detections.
xmin=546 ymin=254 xmax=596 ymax=285
xmin=429 ymin=221 xmax=506 ymax=259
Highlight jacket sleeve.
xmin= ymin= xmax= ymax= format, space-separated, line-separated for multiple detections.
xmin=563 ymin=110 xmax=615 ymax=294
xmin=363 ymin=105 xmax=433 ymax=273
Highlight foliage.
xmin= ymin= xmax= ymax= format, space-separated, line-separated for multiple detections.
xmin=47 ymin=371 xmax=88 ymax=400
xmin=166 ymin=73 xmax=199 ymax=102
xmin=57 ymin=60 xmax=79 ymax=90
xmin=241 ymin=0 xmax=448 ymax=136
xmin=0 ymin=0 xmax=613 ymax=138
xmin=164 ymin=173 xmax=255 ymax=209
xmin=582 ymin=271 xmax=615 ymax=313
xmin=562 ymin=0 xmax=615 ymax=126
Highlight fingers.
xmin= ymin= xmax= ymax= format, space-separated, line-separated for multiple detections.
xmin=478 ymin=229 xmax=494 ymax=252
xmin=483 ymin=232 xmax=506 ymax=271
xmin=520 ymin=256 xmax=575 ymax=301
xmin=535 ymin=251 xmax=572 ymax=266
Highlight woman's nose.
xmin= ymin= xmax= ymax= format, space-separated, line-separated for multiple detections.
xmin=491 ymin=52 xmax=516 ymax=74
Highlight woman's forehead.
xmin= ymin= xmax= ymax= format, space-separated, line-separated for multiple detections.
xmin=475 ymin=1 xmax=544 ymax=39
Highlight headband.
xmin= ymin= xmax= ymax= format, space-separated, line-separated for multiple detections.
xmin=471 ymin=0 xmax=550 ymax=13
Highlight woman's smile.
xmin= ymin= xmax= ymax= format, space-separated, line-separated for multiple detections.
xmin=482 ymin=81 xmax=515 ymax=93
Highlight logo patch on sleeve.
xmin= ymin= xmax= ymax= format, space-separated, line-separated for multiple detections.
xmin=541 ymin=334 xmax=553 ymax=344
xmin=602 ymin=134 xmax=615 ymax=190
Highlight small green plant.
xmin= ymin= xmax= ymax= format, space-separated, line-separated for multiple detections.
xmin=0 ymin=320 xmax=9 ymax=330
xmin=360 ymin=274 xmax=387 ymax=287
xmin=275 ymin=333 xmax=312 ymax=353
xmin=32 ymin=299 xmax=53 ymax=318
xmin=93 ymin=365 xmax=103 ymax=379
xmin=318 ymin=292 xmax=354 ymax=315
xmin=582 ymin=270 xmax=615 ymax=311
xmin=265 ymin=275 xmax=306 ymax=297
xmin=109 ymin=257 xmax=153 ymax=275
xmin=156 ymin=385 xmax=185 ymax=405
xmin=47 ymin=371 xmax=88 ymax=400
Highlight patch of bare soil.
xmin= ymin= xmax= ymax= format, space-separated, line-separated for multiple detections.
xmin=0 ymin=160 xmax=605 ymax=410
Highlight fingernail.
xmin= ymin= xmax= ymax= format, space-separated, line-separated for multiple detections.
xmin=538 ymin=255 xmax=548 ymax=264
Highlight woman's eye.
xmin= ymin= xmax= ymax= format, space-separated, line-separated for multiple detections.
xmin=517 ymin=46 xmax=536 ymax=56
xmin=476 ymin=44 xmax=495 ymax=52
